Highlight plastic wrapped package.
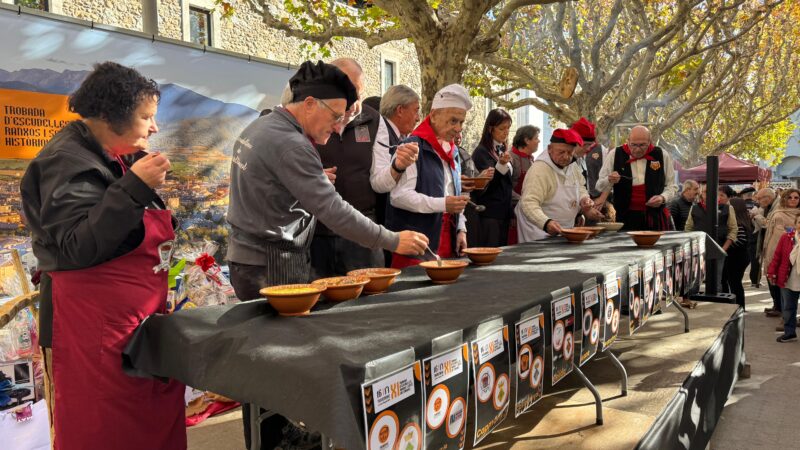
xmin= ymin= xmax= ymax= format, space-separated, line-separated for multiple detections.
xmin=175 ymin=241 xmax=237 ymax=307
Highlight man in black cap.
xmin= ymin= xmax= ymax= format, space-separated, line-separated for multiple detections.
xmin=226 ymin=60 xmax=428 ymax=449
xmin=310 ymin=58 xmax=388 ymax=278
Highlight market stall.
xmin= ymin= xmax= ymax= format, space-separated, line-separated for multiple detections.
xmin=678 ymin=152 xmax=771 ymax=183
xmin=124 ymin=231 xmax=716 ymax=449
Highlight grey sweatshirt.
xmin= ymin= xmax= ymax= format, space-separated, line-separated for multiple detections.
xmin=226 ymin=108 xmax=400 ymax=266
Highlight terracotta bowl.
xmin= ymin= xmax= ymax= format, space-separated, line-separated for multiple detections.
xmin=461 ymin=247 xmax=503 ymax=265
xmin=597 ymin=222 xmax=624 ymax=232
xmin=574 ymin=226 xmax=604 ymax=239
xmin=628 ymin=231 xmax=664 ymax=247
xmin=462 ymin=176 xmax=493 ymax=190
xmin=419 ymin=260 xmax=469 ymax=284
xmin=311 ymin=276 xmax=371 ymax=302
xmin=346 ymin=268 xmax=402 ymax=294
xmin=260 ymin=284 xmax=323 ymax=316
xmin=560 ymin=228 xmax=592 ymax=244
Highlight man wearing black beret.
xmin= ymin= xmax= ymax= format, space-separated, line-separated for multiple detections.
xmin=226 ymin=60 xmax=429 ymax=449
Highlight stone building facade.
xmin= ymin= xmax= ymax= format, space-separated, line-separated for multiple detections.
xmin=5 ymin=0 xmax=491 ymax=148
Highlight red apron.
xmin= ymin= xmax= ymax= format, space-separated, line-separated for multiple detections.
xmin=49 ymin=209 xmax=186 ymax=450
xmin=392 ymin=213 xmax=455 ymax=269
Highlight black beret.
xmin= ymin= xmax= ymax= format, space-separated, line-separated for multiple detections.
xmin=289 ymin=60 xmax=358 ymax=109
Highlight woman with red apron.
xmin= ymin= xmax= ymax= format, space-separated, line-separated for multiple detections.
xmin=20 ymin=62 xmax=186 ymax=449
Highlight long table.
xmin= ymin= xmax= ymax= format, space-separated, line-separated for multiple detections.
xmin=123 ymin=231 xmax=716 ymax=449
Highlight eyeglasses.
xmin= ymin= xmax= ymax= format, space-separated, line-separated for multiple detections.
xmin=316 ymin=99 xmax=345 ymax=124
xmin=788 ymin=196 xmax=800 ymax=200
xmin=629 ymin=142 xmax=650 ymax=148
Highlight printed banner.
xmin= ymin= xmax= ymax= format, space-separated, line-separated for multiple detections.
xmin=422 ymin=344 xmax=470 ymax=450
xmin=471 ymin=326 xmax=510 ymax=446
xmin=664 ymin=250 xmax=674 ymax=307
xmin=551 ymin=292 xmax=575 ymax=386
xmin=514 ymin=313 xmax=545 ymax=418
xmin=362 ymin=362 xmax=424 ymax=450
xmin=654 ymin=253 xmax=667 ymax=310
xmin=628 ymin=264 xmax=643 ymax=335
xmin=675 ymin=247 xmax=685 ymax=297
xmin=602 ymin=271 xmax=621 ymax=351
xmin=643 ymin=257 xmax=658 ymax=317
xmin=692 ymin=238 xmax=701 ymax=292
xmin=683 ymin=242 xmax=692 ymax=296
xmin=579 ymin=285 xmax=602 ymax=366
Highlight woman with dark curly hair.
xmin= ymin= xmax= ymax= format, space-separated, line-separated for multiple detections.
xmin=471 ymin=108 xmax=514 ymax=246
xmin=20 ymin=61 xmax=185 ymax=449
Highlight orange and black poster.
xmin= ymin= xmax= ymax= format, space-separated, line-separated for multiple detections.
xmin=0 ymin=88 xmax=77 ymax=159
xmin=422 ymin=344 xmax=470 ymax=450
xmin=361 ymin=361 xmax=423 ymax=450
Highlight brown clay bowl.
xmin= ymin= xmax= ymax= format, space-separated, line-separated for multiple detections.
xmin=560 ymin=228 xmax=592 ymax=244
xmin=346 ymin=268 xmax=402 ymax=294
xmin=574 ymin=226 xmax=604 ymax=239
xmin=462 ymin=176 xmax=493 ymax=190
xmin=628 ymin=231 xmax=664 ymax=247
xmin=311 ymin=276 xmax=371 ymax=302
xmin=461 ymin=247 xmax=503 ymax=265
xmin=419 ymin=260 xmax=469 ymax=284
xmin=597 ymin=222 xmax=624 ymax=232
xmin=260 ymin=284 xmax=323 ymax=316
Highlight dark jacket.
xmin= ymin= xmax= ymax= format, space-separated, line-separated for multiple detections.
xmin=20 ymin=121 xmax=163 ymax=347
xmin=314 ymin=104 xmax=381 ymax=235
xmin=471 ymin=144 xmax=513 ymax=220
xmin=669 ymin=195 xmax=694 ymax=231
xmin=585 ymin=145 xmax=604 ymax=198
xmin=385 ymin=136 xmax=462 ymax=251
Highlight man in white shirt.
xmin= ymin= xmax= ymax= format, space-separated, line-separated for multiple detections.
xmin=370 ymin=84 xmax=421 ymax=194
xmin=596 ymin=125 xmax=677 ymax=231
xmin=385 ymin=84 xmax=472 ymax=268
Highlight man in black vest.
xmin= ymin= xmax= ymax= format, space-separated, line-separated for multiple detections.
xmin=596 ymin=125 xmax=677 ymax=231
xmin=311 ymin=58 xmax=386 ymax=277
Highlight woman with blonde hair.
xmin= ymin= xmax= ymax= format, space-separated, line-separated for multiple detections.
xmin=762 ymin=188 xmax=800 ymax=319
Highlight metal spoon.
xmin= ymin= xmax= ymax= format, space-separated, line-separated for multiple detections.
xmin=425 ymin=245 xmax=442 ymax=267
xmin=469 ymin=200 xmax=487 ymax=212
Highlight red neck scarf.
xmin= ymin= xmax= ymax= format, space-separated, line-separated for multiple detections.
xmin=412 ymin=116 xmax=455 ymax=169
xmin=511 ymin=146 xmax=531 ymax=161
xmin=623 ymin=143 xmax=655 ymax=164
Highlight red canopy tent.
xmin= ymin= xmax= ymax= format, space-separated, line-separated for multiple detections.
xmin=677 ymin=152 xmax=771 ymax=183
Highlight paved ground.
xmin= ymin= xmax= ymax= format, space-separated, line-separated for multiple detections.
xmin=710 ymin=283 xmax=798 ymax=450
xmin=188 ymin=287 xmax=763 ymax=449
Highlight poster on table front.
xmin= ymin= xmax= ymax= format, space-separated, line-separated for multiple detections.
xmin=514 ymin=314 xmax=545 ymax=418
xmin=362 ymin=361 xmax=424 ymax=450
xmin=471 ymin=326 xmax=510 ymax=446
xmin=628 ymin=264 xmax=643 ymax=335
xmin=602 ymin=271 xmax=621 ymax=351
xmin=654 ymin=253 xmax=666 ymax=310
xmin=422 ymin=344 xmax=470 ymax=450
xmin=579 ymin=285 xmax=602 ymax=366
xmin=699 ymin=236 xmax=706 ymax=283
xmin=691 ymin=238 xmax=701 ymax=292
xmin=675 ymin=247 xmax=685 ymax=297
xmin=683 ymin=242 xmax=692 ymax=295
xmin=664 ymin=251 xmax=674 ymax=307
xmin=550 ymin=292 xmax=575 ymax=386
xmin=643 ymin=258 xmax=657 ymax=317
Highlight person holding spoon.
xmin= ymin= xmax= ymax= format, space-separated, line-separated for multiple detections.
xmin=516 ymin=129 xmax=602 ymax=241
xmin=386 ymin=84 xmax=473 ymax=268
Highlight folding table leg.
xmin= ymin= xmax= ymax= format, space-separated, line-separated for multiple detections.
xmin=673 ymin=300 xmax=690 ymax=333
xmin=572 ymin=363 xmax=603 ymax=425
xmin=249 ymin=405 xmax=277 ymax=450
xmin=606 ymin=351 xmax=628 ymax=396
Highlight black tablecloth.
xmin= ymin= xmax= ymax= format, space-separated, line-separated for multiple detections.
xmin=123 ymin=231 xmax=714 ymax=449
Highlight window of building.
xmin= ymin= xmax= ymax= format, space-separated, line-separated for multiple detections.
xmin=189 ymin=6 xmax=212 ymax=46
xmin=382 ymin=60 xmax=396 ymax=93
xmin=14 ymin=0 xmax=48 ymax=10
